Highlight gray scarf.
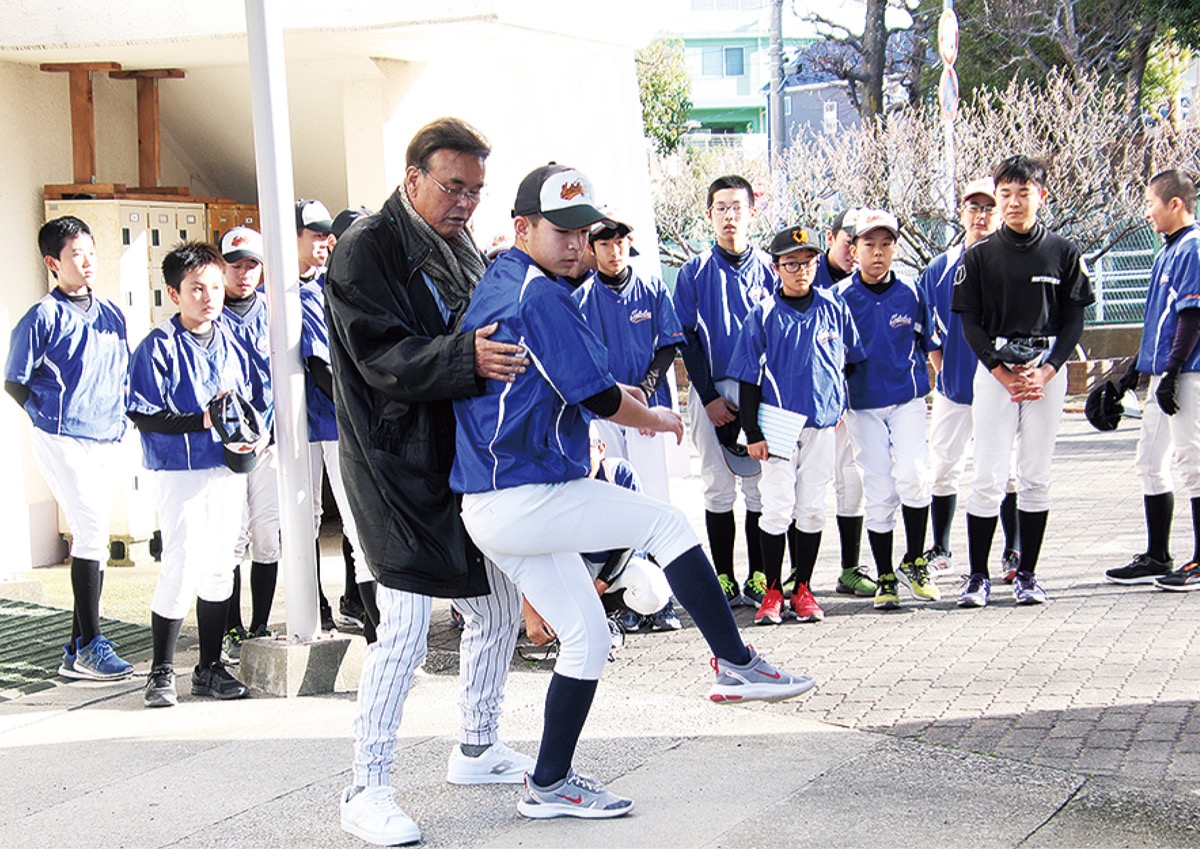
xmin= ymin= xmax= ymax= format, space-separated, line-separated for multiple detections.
xmin=398 ymin=186 xmax=486 ymax=329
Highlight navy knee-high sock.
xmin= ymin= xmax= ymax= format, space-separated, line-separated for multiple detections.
xmin=531 ymin=673 xmax=598 ymax=787
xmin=760 ymin=531 xmax=786 ymax=588
xmin=358 ymin=581 xmax=379 ymax=644
xmin=1144 ymin=493 xmax=1174 ymax=563
xmin=901 ymin=504 xmax=929 ymax=563
xmin=836 ymin=515 xmax=863 ymax=572
xmin=968 ymin=513 xmax=998 ymax=577
xmin=151 ymin=612 xmax=183 ymax=669
xmin=868 ymin=530 xmax=894 ymax=577
xmin=70 ymin=557 xmax=103 ymax=646
xmin=225 ymin=564 xmax=245 ymax=632
xmin=249 ymin=560 xmax=277 ymax=632
xmin=930 ymin=494 xmax=956 ymax=552
xmin=663 ymin=545 xmax=750 ymax=665
xmin=745 ymin=510 xmax=763 ymax=575
xmin=1017 ymin=510 xmax=1049 ymax=574
xmin=705 ymin=510 xmax=736 ymax=579
xmin=792 ymin=530 xmax=822 ymax=586
xmin=1000 ymin=492 xmax=1020 ymax=553
xmin=197 ymin=596 xmax=229 ymax=668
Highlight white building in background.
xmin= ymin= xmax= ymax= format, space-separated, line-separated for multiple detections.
xmin=0 ymin=0 xmax=665 ymax=572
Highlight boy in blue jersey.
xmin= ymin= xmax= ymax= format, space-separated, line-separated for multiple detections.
xmin=921 ymin=179 xmax=1022 ymax=580
xmin=6 ymin=216 xmax=134 ymax=681
xmin=452 ymin=163 xmax=814 ymax=821
xmin=673 ymin=175 xmax=776 ymax=607
xmin=215 ymin=227 xmax=280 ymax=662
xmin=731 ymin=225 xmax=865 ymax=625
xmin=1104 ymin=169 xmax=1200 ymax=591
xmin=574 ymin=210 xmax=683 ymax=503
xmin=836 ymin=210 xmax=941 ymax=610
xmin=129 ymin=242 xmax=257 ymax=708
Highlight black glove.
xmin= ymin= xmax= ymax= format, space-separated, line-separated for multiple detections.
xmin=1116 ymin=362 xmax=1139 ymax=396
xmin=1157 ymin=369 xmax=1180 ymax=416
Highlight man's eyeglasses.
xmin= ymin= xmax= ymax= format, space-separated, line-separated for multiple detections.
xmin=779 ymin=256 xmax=819 ymax=273
xmin=422 ymin=169 xmax=484 ymax=204
xmin=965 ymin=201 xmax=996 ymax=215
xmin=710 ymin=203 xmax=746 ymax=219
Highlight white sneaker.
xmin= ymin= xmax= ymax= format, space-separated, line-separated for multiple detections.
xmin=339 ymin=785 xmax=421 ymax=846
xmin=446 ymin=740 xmax=535 ymax=785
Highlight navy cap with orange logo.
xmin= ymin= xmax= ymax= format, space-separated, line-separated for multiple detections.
xmin=767 ymin=225 xmax=821 ymax=258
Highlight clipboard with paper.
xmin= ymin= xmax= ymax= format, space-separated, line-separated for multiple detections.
xmin=757 ymin=403 xmax=808 ymax=460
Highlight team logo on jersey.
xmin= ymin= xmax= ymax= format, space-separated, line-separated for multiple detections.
xmin=629 ymin=308 xmax=652 ymax=324
xmin=889 ymin=313 xmax=913 ymax=328
xmin=817 ymin=328 xmax=839 ymax=344
xmin=560 ymin=181 xmax=585 ymax=201
xmin=953 ymin=266 xmax=965 ymax=287
xmin=256 ymin=336 xmax=270 ymax=353
xmin=1030 ymin=275 xmax=1060 ymax=286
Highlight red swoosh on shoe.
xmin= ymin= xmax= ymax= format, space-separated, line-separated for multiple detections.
xmin=556 ymin=794 xmax=583 ymax=804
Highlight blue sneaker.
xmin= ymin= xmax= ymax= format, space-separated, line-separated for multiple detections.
xmin=74 ymin=635 xmax=134 ymax=680
xmin=57 ymin=642 xmax=87 ymax=679
xmin=1012 ymin=570 xmax=1048 ymax=605
xmin=957 ymin=573 xmax=990 ymax=608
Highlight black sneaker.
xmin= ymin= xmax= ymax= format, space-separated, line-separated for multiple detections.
xmin=339 ymin=595 xmax=366 ymax=628
xmin=320 ymin=597 xmax=337 ymax=632
xmin=144 ymin=665 xmax=177 ymax=708
xmin=191 ymin=661 xmax=250 ymax=700
xmin=1156 ymin=561 xmax=1200 ymax=592
xmin=1105 ymin=553 xmax=1172 ymax=585
xmin=647 ymin=601 xmax=683 ymax=631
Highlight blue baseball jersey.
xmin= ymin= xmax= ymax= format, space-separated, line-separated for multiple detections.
xmin=300 ymin=282 xmax=338 ymax=441
xmin=1138 ymin=223 xmax=1200 ymax=375
xmin=920 ymin=245 xmax=975 ymax=404
xmin=572 ymin=271 xmax=684 ymax=408
xmin=5 ymin=288 xmax=129 ymax=441
xmin=128 ymin=317 xmax=254 ymax=471
xmin=672 ymin=247 xmax=776 ymax=382
xmin=813 ymin=251 xmax=852 ymax=291
xmin=450 ymin=248 xmax=615 ymax=494
xmin=215 ymin=294 xmax=273 ymax=430
xmin=836 ymin=272 xmax=938 ymax=410
xmin=729 ymin=289 xmax=863 ymax=429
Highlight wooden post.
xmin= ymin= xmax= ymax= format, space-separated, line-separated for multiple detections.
xmin=40 ymin=62 xmax=122 ymax=185
xmin=109 ymin=69 xmax=186 ymax=189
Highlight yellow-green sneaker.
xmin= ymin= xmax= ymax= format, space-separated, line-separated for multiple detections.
xmin=836 ymin=567 xmax=878 ymax=597
xmin=897 ymin=557 xmax=941 ymax=601
xmin=718 ymin=573 xmax=742 ymax=607
xmin=874 ymin=573 xmax=901 ymax=610
xmin=743 ymin=571 xmax=768 ymax=605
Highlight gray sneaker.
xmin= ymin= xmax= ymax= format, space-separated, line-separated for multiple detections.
xmin=1013 ymin=570 xmax=1049 ymax=605
xmin=517 ymin=769 xmax=633 ymax=819
xmin=144 ymin=665 xmax=177 ymax=708
xmin=708 ymin=647 xmax=815 ymax=703
xmin=957 ymin=573 xmax=990 ymax=608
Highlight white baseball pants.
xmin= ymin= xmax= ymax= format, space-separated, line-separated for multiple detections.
xmin=966 ymin=363 xmax=1067 ymax=516
xmin=846 ymin=398 xmax=931 ymax=533
xmin=152 ymin=467 xmax=246 ymax=619
xmin=929 ymin=392 xmax=973 ymax=497
xmin=462 ymin=476 xmax=700 ymax=680
xmin=688 ymin=383 xmax=761 ymax=513
xmin=590 ymin=418 xmax=672 ymax=503
xmin=833 ymin=419 xmax=864 ymax=516
xmin=309 ymin=441 xmax=369 ymax=583
xmin=758 ymin=426 xmax=836 ymax=536
xmin=235 ymin=443 xmax=281 ymax=563
xmin=29 ymin=430 xmax=121 ymax=562
xmin=1136 ymin=372 xmax=1200 ymax=498
xmin=352 ymin=558 xmax=521 ymax=787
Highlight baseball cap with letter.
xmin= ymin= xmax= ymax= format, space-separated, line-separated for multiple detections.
xmin=512 ymin=163 xmax=608 ymax=230
xmin=768 ymin=225 xmax=821 ymax=257
xmin=220 ymin=226 xmax=265 ymax=264
xmin=295 ymin=199 xmax=334 ymax=235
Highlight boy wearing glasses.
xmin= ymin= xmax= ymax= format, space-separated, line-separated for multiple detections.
xmin=920 ymin=180 xmax=1019 ymax=580
xmin=673 ymin=175 xmax=776 ymax=607
xmin=731 ymin=226 xmax=864 ymax=624
xmin=837 ymin=211 xmax=941 ymax=610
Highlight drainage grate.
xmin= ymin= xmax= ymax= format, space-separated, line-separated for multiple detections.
xmin=0 ymin=599 xmax=154 ymax=696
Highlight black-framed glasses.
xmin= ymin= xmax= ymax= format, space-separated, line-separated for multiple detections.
xmin=965 ymin=201 xmax=996 ymax=215
xmin=779 ymin=256 xmax=819 ymax=273
xmin=421 ymin=169 xmax=484 ymax=204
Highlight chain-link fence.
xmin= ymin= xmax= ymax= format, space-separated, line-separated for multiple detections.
xmin=1086 ymin=227 xmax=1159 ymax=326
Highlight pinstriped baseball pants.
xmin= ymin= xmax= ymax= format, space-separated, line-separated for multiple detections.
xmin=351 ymin=558 xmax=521 ymax=787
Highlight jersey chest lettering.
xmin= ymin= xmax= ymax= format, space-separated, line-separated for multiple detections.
xmin=1029 ymin=275 xmax=1060 ymax=286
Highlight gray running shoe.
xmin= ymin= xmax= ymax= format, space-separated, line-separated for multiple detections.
xmin=708 ymin=647 xmax=815 ymax=703
xmin=1012 ymin=570 xmax=1048 ymax=605
xmin=144 ymin=666 xmax=177 ymax=708
xmin=957 ymin=573 xmax=990 ymax=608
xmin=517 ymin=769 xmax=633 ymax=819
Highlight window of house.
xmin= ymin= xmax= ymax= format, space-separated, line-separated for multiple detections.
xmin=784 ymin=96 xmax=792 ymax=117
xmin=724 ymin=46 xmax=745 ymax=76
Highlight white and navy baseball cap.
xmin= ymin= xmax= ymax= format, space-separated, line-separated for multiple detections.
xmin=853 ymin=209 xmax=900 ymax=240
xmin=220 ymin=226 xmax=265 ymax=264
xmin=512 ymin=163 xmax=607 ymax=230
xmin=295 ymin=199 xmax=334 ymax=235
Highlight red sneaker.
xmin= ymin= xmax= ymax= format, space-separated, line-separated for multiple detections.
xmin=754 ymin=587 xmax=784 ymax=625
xmin=790 ymin=583 xmax=826 ymax=623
